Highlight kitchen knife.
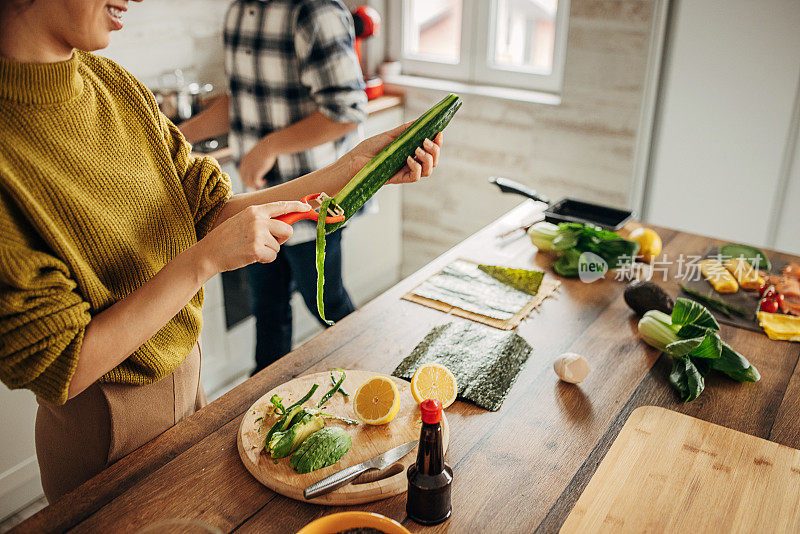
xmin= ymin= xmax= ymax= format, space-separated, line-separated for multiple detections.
xmin=303 ymin=440 xmax=418 ymax=500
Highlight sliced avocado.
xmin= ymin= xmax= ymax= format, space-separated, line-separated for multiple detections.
xmin=264 ymin=405 xmax=306 ymax=451
xmin=269 ymin=414 xmax=324 ymax=459
xmin=291 ymin=427 xmax=352 ymax=474
xmin=289 ymin=428 xmax=324 ymax=470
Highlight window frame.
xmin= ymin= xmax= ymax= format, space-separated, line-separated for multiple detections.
xmin=389 ymin=0 xmax=570 ymax=94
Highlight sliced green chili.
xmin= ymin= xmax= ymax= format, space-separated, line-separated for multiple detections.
xmin=316 ymin=197 xmax=335 ymax=326
xmin=317 ymin=369 xmax=346 ymax=407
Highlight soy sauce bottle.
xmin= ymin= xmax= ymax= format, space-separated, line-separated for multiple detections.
xmin=406 ymin=399 xmax=453 ymax=525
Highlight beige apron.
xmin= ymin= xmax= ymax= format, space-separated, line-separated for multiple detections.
xmin=35 ymin=344 xmax=206 ymax=503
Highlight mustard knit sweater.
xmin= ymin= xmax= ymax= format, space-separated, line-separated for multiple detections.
xmin=0 ymin=51 xmax=231 ymax=405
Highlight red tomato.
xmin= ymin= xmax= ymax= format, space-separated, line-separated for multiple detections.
xmin=759 ymin=284 xmax=776 ymax=299
xmin=760 ymin=298 xmax=779 ymax=313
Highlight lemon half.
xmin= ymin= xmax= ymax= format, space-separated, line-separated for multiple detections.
xmin=353 ymin=376 xmax=400 ymax=425
xmin=410 ymin=363 xmax=458 ymax=408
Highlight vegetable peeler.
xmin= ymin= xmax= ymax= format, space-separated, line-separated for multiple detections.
xmin=275 ymin=193 xmax=345 ymax=225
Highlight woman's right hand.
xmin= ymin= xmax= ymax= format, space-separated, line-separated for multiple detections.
xmin=195 ymin=200 xmax=311 ymax=275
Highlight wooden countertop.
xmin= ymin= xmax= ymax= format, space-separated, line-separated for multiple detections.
xmin=192 ymin=94 xmax=404 ymax=164
xmin=16 ymin=201 xmax=800 ymax=533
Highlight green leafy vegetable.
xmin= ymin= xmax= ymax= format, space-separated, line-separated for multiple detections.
xmin=665 ymin=336 xmax=706 ymax=357
xmin=671 ymin=297 xmax=720 ymax=330
xmin=669 ymin=357 xmax=705 ymax=402
xmin=530 ymin=222 xmax=639 ymax=278
xmin=528 ymin=222 xmax=568 ymax=251
xmin=637 ymin=298 xmax=759 ymax=402
xmin=553 ymin=248 xmax=583 ymax=278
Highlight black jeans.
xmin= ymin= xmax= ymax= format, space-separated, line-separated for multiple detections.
xmin=245 ymin=230 xmax=355 ymax=374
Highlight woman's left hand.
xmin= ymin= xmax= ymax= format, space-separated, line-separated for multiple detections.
xmin=344 ymin=122 xmax=443 ymax=185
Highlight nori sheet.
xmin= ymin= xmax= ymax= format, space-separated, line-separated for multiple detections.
xmin=393 ymin=321 xmax=533 ymax=411
xmin=478 ymin=264 xmax=544 ymax=295
xmin=412 ymin=260 xmax=540 ymax=320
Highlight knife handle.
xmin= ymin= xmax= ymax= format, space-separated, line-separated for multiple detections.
xmin=303 ymin=464 xmax=371 ymax=500
xmin=488 ymin=176 xmax=550 ymax=205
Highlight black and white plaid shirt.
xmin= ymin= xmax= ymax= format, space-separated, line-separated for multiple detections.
xmin=223 ymin=0 xmax=367 ymax=183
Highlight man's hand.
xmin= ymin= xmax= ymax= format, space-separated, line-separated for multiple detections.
xmin=239 ymin=140 xmax=278 ymax=190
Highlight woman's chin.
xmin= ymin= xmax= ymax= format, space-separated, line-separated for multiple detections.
xmin=73 ymin=33 xmax=112 ymax=52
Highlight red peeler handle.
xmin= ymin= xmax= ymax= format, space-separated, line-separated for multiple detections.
xmin=275 ymin=193 xmax=345 ymax=225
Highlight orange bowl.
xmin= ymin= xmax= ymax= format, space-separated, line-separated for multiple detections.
xmin=296 ymin=512 xmax=410 ymax=534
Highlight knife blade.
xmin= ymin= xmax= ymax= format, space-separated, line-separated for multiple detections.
xmin=303 ymin=440 xmax=418 ymax=500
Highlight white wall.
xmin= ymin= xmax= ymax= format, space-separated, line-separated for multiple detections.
xmin=644 ymin=0 xmax=800 ymax=253
xmin=100 ymin=0 xmax=229 ymax=89
xmin=773 ymin=95 xmax=800 ymax=255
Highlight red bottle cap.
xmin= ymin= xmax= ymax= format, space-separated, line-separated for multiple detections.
xmin=420 ymin=399 xmax=443 ymax=424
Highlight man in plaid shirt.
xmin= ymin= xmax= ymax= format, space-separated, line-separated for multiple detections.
xmin=181 ymin=0 xmax=367 ymax=373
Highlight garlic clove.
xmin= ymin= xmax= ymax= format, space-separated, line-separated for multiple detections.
xmin=553 ymin=353 xmax=590 ymax=384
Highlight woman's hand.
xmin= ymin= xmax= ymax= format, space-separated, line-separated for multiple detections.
xmin=195 ymin=200 xmax=310 ymax=275
xmin=344 ymin=123 xmax=443 ymax=185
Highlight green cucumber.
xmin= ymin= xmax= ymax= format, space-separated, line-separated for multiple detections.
xmin=312 ymin=94 xmax=462 ymax=323
xmin=326 ymin=93 xmax=462 ymax=232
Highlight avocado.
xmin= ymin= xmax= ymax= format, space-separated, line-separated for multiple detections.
xmin=624 ymin=280 xmax=674 ymax=316
xmin=269 ymin=414 xmax=324 ymax=459
xmin=290 ymin=427 xmax=352 ymax=474
xmin=264 ymin=405 xmax=306 ymax=450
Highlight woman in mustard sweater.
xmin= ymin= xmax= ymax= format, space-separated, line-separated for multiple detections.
xmin=0 ymin=0 xmax=442 ymax=502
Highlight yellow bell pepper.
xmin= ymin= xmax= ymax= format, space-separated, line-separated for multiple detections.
xmin=699 ymin=259 xmax=738 ymax=293
xmin=757 ymin=312 xmax=800 ymax=342
xmin=723 ymin=258 xmax=764 ymax=290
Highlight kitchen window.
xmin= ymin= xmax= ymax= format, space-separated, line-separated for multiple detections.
xmin=389 ymin=0 xmax=570 ymax=94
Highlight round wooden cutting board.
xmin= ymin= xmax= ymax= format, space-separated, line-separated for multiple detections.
xmin=238 ymin=370 xmax=449 ymax=506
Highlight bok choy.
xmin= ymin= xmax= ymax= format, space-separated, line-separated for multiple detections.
xmin=638 ymin=298 xmax=760 ymax=402
xmin=528 ymin=221 xmax=639 ymax=278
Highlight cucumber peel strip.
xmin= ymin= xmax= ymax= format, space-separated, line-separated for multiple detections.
xmin=315 ymin=196 xmax=334 ymax=325
xmin=317 ymin=368 xmax=345 ymax=407
xmin=331 ymin=371 xmax=349 ymax=397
